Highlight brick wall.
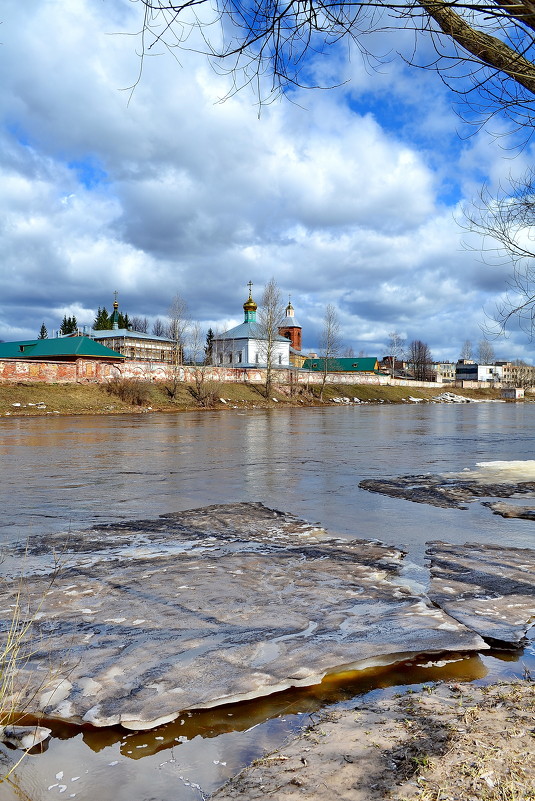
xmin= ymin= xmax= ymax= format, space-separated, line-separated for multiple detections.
xmin=0 ymin=358 xmax=444 ymax=389
xmin=0 ymin=359 xmax=122 ymax=383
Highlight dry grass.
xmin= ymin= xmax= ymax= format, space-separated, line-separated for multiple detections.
xmin=0 ymin=381 xmax=510 ymax=417
xmin=396 ymin=682 xmax=535 ymax=801
xmin=213 ymin=681 xmax=535 ymax=801
xmin=0 ymin=556 xmax=64 ymax=786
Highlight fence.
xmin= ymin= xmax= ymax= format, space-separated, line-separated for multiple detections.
xmin=0 ymin=358 xmax=447 ymax=388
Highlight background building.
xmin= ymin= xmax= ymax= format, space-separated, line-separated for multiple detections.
xmin=212 ymin=287 xmax=291 ymax=367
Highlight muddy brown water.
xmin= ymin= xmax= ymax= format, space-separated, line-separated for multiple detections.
xmin=1 ymin=403 xmax=534 ymax=800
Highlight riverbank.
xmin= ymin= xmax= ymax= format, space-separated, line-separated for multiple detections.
xmin=0 ymin=381 xmax=507 ymax=417
xmin=214 ymin=679 xmax=535 ymax=801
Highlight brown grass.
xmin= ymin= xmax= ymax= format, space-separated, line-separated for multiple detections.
xmin=0 ymin=381 xmax=510 ymax=417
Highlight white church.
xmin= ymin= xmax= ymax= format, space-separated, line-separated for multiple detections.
xmin=212 ymin=283 xmax=302 ymax=368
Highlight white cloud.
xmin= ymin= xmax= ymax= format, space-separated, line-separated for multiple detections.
xmin=0 ymin=0 xmax=532 ymax=360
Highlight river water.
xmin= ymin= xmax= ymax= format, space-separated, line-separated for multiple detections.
xmin=1 ymin=403 xmax=534 ymax=800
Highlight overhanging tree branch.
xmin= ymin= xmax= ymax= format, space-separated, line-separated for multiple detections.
xmin=135 ymin=0 xmax=535 ymax=127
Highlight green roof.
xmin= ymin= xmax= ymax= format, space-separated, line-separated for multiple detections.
xmin=0 ymin=336 xmax=125 ymax=360
xmin=302 ymin=357 xmax=379 ymax=372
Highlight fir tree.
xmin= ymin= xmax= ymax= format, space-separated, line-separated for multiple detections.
xmin=94 ymin=307 xmax=111 ymax=330
xmin=60 ymin=315 xmax=78 ymax=334
xmin=204 ymin=328 xmax=214 ymax=364
xmin=38 ymin=323 xmax=48 ymax=339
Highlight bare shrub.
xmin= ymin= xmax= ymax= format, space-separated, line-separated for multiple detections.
xmin=104 ymin=378 xmax=151 ymax=406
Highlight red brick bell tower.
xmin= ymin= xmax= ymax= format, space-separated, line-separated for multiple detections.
xmin=278 ymin=299 xmax=302 ymax=351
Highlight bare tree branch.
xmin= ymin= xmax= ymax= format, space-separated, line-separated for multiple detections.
xmin=134 ymin=0 xmax=535 ymax=131
xmin=319 ymin=303 xmax=342 ymax=400
xmin=464 ymin=169 xmax=535 ymax=337
xmin=257 ymin=277 xmax=285 ymax=398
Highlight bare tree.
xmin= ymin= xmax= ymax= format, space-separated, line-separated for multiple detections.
xmin=189 ymin=322 xmax=217 ymax=406
xmin=136 ymin=0 xmax=535 ymax=133
xmin=167 ymin=294 xmax=190 ymax=398
xmin=465 ymin=170 xmax=535 ymax=337
xmin=408 ymin=339 xmax=433 ymax=381
xmin=459 ymin=339 xmax=473 ymax=360
xmin=508 ymin=359 xmax=535 ymax=388
xmin=130 ymin=316 xmax=149 ymax=333
xmin=319 ymin=303 xmax=342 ymax=401
xmin=152 ymin=318 xmax=166 ymax=337
xmin=387 ymin=331 xmax=405 ymax=379
xmin=257 ymin=277 xmax=285 ymax=399
xmin=477 ymin=339 xmax=496 ymax=364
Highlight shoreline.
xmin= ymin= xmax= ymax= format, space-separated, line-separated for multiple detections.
xmin=0 ymin=381 xmax=514 ymax=418
xmin=213 ymin=678 xmax=535 ymax=800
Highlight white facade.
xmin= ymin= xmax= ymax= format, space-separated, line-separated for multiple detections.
xmin=212 ymin=286 xmax=291 ymax=368
xmin=213 ymin=329 xmax=290 ymax=367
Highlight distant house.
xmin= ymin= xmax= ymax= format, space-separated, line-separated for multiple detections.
xmin=302 ymin=357 xmax=379 ymax=373
xmin=455 ymin=361 xmax=503 ymax=383
xmin=496 ymin=361 xmax=535 ymax=388
xmin=90 ymin=297 xmax=174 ymax=363
xmin=0 ymin=337 xmax=124 ymax=362
xmin=91 ymin=329 xmax=174 ymax=363
xmin=432 ymin=362 xmax=456 ymax=383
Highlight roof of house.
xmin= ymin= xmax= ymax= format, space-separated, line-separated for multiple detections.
xmin=0 ymin=337 xmax=125 ymax=360
xmin=302 ymin=357 xmax=379 ymax=373
xmin=214 ymin=322 xmax=289 ymax=343
xmin=91 ymin=329 xmax=173 ymax=343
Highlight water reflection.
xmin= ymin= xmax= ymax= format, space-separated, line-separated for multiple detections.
xmin=17 ymin=651 xmax=490 ymax=763
xmin=1 ymin=405 xmax=534 ymax=554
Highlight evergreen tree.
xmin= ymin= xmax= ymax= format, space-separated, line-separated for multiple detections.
xmin=94 ymin=307 xmax=111 ymax=330
xmin=204 ymin=328 xmax=214 ymax=364
xmin=118 ymin=312 xmax=130 ymax=329
xmin=60 ymin=315 xmax=78 ymax=334
xmin=38 ymin=323 xmax=48 ymax=339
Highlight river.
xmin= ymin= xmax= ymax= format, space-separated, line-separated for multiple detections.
xmin=1 ymin=402 xmax=534 ymax=800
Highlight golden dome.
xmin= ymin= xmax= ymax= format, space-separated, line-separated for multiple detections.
xmin=243 ymin=283 xmax=257 ymax=312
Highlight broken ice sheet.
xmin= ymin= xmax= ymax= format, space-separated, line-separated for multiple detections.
xmin=1 ymin=503 xmax=486 ymax=730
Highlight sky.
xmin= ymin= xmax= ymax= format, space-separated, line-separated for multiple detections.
xmin=1 ymin=0 xmax=534 ymax=361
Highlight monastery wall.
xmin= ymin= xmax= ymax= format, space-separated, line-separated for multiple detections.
xmin=0 ymin=358 xmax=120 ymax=383
xmin=0 ymin=358 xmax=442 ymax=390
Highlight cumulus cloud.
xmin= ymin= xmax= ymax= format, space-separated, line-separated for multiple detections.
xmin=0 ymin=0 xmax=531 ymax=360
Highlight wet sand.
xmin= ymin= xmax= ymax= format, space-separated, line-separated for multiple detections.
xmin=214 ymin=680 xmax=535 ymax=800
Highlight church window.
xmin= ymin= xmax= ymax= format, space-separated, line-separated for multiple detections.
xmin=228 ymin=353 xmax=233 ymax=364
xmin=255 ymin=353 xmax=259 ymax=364
xmin=218 ymin=353 xmax=223 ymax=364
xmin=238 ymin=352 xmax=242 ymax=363
xmin=278 ymin=354 xmax=282 ymax=365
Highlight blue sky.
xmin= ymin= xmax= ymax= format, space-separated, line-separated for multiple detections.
xmin=0 ymin=0 xmax=533 ymax=361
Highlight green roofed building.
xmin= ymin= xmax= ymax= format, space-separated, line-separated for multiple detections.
xmin=0 ymin=336 xmax=124 ymax=361
xmin=302 ymin=357 xmax=380 ymax=373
